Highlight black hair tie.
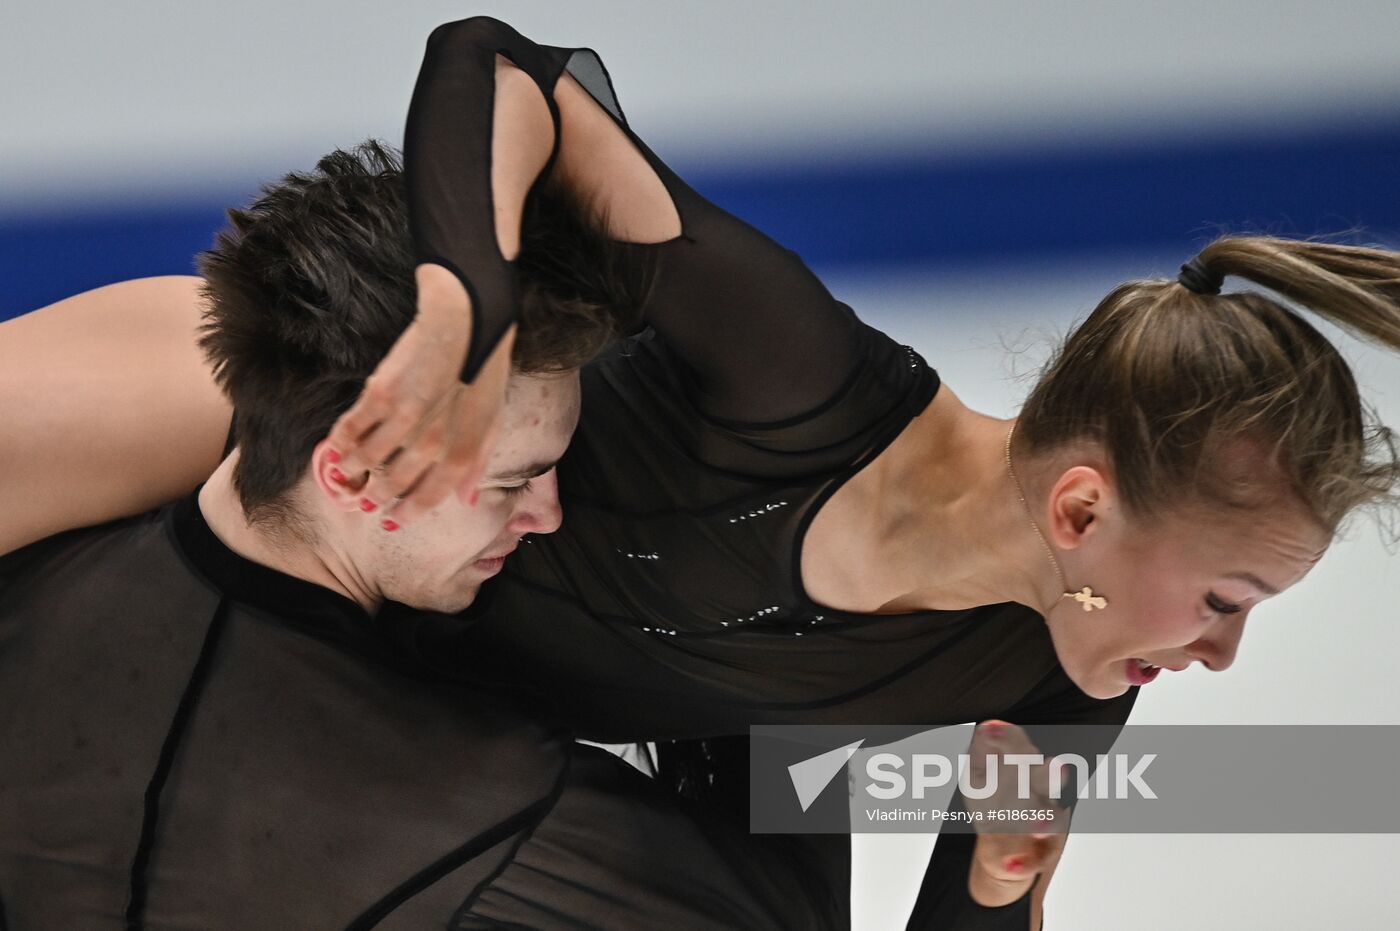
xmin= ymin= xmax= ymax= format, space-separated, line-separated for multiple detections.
xmin=1178 ymin=257 xmax=1224 ymax=295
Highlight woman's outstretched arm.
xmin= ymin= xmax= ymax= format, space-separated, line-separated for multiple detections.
xmin=0 ymin=275 xmax=230 ymax=555
xmin=341 ymin=16 xmax=867 ymax=519
xmin=337 ymin=17 xmax=681 ymax=521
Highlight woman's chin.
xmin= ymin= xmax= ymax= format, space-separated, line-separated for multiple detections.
xmin=1064 ymin=660 xmax=1131 ymax=700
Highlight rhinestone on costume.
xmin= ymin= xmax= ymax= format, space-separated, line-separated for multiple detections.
xmin=727 ymin=501 xmax=789 ymax=524
xmin=728 ymin=605 xmax=781 ymax=627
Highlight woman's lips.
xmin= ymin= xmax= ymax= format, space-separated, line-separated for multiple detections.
xmin=1125 ymin=658 xmax=1162 ymax=685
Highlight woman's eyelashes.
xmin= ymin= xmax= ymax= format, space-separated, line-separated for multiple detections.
xmin=1205 ymin=592 xmax=1243 ymax=615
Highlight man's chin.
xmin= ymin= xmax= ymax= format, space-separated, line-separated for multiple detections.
xmin=401 ymin=584 xmax=481 ymax=615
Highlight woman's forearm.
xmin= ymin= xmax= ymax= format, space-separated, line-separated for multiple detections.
xmin=404 ymin=18 xmax=678 ymax=354
xmin=0 ymin=275 xmax=230 ymax=555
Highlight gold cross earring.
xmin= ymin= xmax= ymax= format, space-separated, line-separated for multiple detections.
xmin=1006 ymin=425 xmax=1109 ymax=615
xmin=1065 ymin=587 xmax=1108 ymax=612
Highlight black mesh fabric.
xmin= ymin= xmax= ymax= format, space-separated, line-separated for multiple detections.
xmin=395 ymin=16 xmax=1139 ymax=928
xmin=406 ymin=16 xmax=859 ymax=413
xmin=0 ymin=497 xmax=839 ymax=929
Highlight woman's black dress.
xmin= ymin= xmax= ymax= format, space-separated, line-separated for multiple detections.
xmin=397 ymin=16 xmax=1139 ymax=930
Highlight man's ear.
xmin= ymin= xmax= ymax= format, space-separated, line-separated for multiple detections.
xmin=310 ymin=440 xmax=365 ymax=511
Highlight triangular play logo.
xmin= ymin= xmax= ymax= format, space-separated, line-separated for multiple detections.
xmin=787 ymin=739 xmax=865 ymax=812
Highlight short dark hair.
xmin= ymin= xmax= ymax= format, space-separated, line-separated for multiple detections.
xmin=198 ymin=140 xmax=649 ymax=525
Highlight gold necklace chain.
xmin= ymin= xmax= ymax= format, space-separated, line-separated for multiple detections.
xmin=1003 ymin=423 xmax=1108 ymax=613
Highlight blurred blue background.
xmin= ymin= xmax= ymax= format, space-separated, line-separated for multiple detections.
xmin=5 ymin=2 xmax=1399 ymax=927
xmin=5 ymin=0 xmax=1398 ymax=319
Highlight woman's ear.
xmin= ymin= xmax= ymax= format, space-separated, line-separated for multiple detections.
xmin=310 ymin=440 xmax=366 ymax=511
xmin=1047 ymin=464 xmax=1109 ymax=550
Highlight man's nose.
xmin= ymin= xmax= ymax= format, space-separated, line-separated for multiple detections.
xmin=509 ymin=469 xmax=563 ymax=536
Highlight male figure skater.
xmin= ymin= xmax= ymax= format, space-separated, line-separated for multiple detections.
xmin=0 ymin=143 xmax=830 ymax=929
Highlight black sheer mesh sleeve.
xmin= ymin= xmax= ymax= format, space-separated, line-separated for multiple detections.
xmin=407 ymin=17 xmax=864 ymax=418
xmin=404 ymin=17 xmax=572 ymax=382
xmin=907 ymin=678 xmax=1140 ymax=930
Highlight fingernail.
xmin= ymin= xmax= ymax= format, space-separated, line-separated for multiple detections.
xmin=469 ymin=488 xmax=480 ymax=506
xmin=381 ymin=519 xmax=400 ymax=532
xmin=329 ymin=467 xmax=348 ymax=484
xmin=359 ymin=498 xmax=378 ymax=513
xmin=982 ymin=722 xmax=1005 ymax=739
xmin=327 ymin=449 xmax=342 ymax=464
xmin=1003 ymin=856 xmax=1025 ymax=874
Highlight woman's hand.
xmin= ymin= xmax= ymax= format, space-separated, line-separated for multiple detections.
xmin=324 ymin=264 xmax=515 ymax=524
xmin=964 ymin=720 xmax=1071 ymax=908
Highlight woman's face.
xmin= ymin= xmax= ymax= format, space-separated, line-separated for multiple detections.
xmin=1043 ymin=492 xmax=1331 ymax=700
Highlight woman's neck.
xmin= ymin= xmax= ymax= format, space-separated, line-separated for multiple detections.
xmin=867 ymin=390 xmax=1064 ymax=618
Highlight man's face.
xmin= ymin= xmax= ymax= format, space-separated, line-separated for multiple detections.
xmin=361 ymin=370 xmax=580 ymax=612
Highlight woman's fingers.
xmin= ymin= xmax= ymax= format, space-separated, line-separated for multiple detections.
xmin=353 ymin=413 xmax=437 ymax=497
xmin=325 ymin=377 xmax=395 ymax=473
xmin=967 ymin=720 xmax=1072 ymax=833
xmin=321 ymin=303 xmax=513 ymax=527
xmin=388 ymin=392 xmax=504 ymax=525
xmin=326 ymin=269 xmax=473 ymax=480
xmin=359 ymin=405 xmax=452 ymax=513
xmin=979 ymin=832 xmax=1064 ymax=879
xmin=968 ymin=831 xmax=1062 ymax=907
xmin=963 ymin=719 xmax=1075 ymax=906
xmin=380 ymin=340 xmax=512 ymax=525
xmin=334 ymin=336 xmax=459 ymax=478
xmin=447 ymin=411 xmax=502 ymax=508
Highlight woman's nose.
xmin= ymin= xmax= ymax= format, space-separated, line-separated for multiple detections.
xmin=1187 ymin=613 xmax=1248 ymax=672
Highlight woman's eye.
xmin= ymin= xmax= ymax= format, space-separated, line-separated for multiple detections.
xmin=1205 ymin=593 xmax=1242 ymax=615
xmin=500 ymin=480 xmax=533 ymax=499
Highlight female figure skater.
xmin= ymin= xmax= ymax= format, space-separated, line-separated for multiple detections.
xmin=4 ymin=15 xmax=1398 ymax=928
